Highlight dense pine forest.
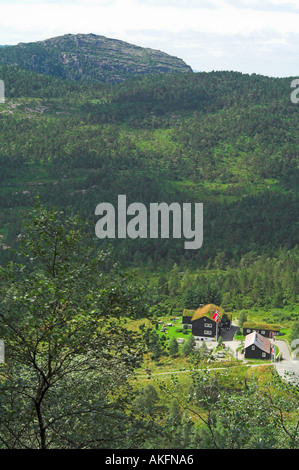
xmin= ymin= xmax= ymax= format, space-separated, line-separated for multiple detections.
xmin=0 ymin=47 xmax=298 ymax=449
xmin=0 ymin=64 xmax=298 ymax=309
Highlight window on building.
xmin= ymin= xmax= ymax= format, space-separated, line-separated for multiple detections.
xmin=204 ymin=330 xmax=212 ymax=335
xmin=204 ymin=323 xmax=212 ymax=328
xmin=252 ymin=345 xmax=255 ymax=350
xmin=247 ymin=329 xmax=251 ymax=333
xmin=262 ymin=352 xmax=266 ymax=357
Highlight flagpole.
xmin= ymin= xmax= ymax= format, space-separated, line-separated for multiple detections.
xmin=213 ymin=307 xmax=219 ymax=342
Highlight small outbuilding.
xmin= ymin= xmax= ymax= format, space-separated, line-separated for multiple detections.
xmin=242 ymin=321 xmax=281 ymax=339
xmin=244 ymin=331 xmax=273 ymax=360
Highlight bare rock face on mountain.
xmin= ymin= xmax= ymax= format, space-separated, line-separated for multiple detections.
xmin=0 ymin=33 xmax=193 ymax=83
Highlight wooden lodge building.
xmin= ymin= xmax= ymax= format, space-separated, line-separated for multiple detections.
xmin=242 ymin=321 xmax=281 ymax=339
xmin=183 ymin=304 xmax=231 ymax=342
xmin=244 ymin=331 xmax=273 ymax=360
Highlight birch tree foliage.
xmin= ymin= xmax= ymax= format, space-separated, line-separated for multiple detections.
xmin=0 ymin=202 xmax=147 ymax=449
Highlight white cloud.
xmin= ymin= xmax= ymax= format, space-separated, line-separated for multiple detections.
xmin=0 ymin=0 xmax=298 ymax=76
xmin=1 ymin=0 xmax=298 ymax=37
xmin=125 ymin=28 xmax=299 ymax=77
xmin=138 ymin=0 xmax=219 ymax=9
xmin=224 ymin=0 xmax=299 ymax=12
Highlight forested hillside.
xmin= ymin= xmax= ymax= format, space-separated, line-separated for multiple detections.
xmin=0 ymin=65 xmax=298 ymax=267
xmin=0 ymin=44 xmax=298 ymax=450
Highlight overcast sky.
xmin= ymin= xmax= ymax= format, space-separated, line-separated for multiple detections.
xmin=0 ymin=0 xmax=298 ymax=77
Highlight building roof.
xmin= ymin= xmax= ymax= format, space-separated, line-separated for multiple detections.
xmin=183 ymin=305 xmax=231 ymax=322
xmin=182 ymin=309 xmax=196 ymax=317
xmin=244 ymin=331 xmax=272 ymax=354
xmin=190 ymin=304 xmax=224 ymax=321
xmin=243 ymin=321 xmax=281 ymax=332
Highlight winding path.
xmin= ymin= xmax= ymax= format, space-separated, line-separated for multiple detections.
xmin=221 ymin=326 xmax=299 ymax=384
xmin=137 ymin=326 xmax=299 ymax=384
xmin=274 ymin=340 xmax=299 ymax=384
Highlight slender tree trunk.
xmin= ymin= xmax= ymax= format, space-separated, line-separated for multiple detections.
xmin=35 ymin=400 xmax=46 ymax=449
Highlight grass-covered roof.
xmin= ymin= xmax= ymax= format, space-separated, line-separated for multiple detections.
xmin=243 ymin=321 xmax=281 ymax=331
